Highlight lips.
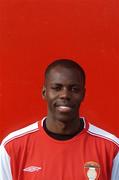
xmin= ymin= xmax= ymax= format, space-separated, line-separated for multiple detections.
xmin=56 ymin=105 xmax=73 ymax=113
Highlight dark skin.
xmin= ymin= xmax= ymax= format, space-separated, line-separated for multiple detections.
xmin=42 ymin=66 xmax=85 ymax=135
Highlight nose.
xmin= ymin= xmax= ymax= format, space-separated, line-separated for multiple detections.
xmin=59 ymin=88 xmax=71 ymax=100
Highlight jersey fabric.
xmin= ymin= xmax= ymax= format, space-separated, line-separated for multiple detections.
xmin=0 ymin=117 xmax=119 ymax=180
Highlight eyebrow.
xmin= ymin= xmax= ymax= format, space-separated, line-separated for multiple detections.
xmin=50 ymin=83 xmax=62 ymax=86
xmin=50 ymin=83 xmax=82 ymax=86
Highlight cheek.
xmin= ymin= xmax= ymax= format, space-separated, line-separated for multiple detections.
xmin=45 ymin=92 xmax=56 ymax=103
xmin=73 ymin=96 xmax=84 ymax=106
xmin=77 ymin=91 xmax=85 ymax=101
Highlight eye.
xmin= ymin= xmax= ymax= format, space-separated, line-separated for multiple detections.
xmin=51 ymin=86 xmax=61 ymax=91
xmin=71 ymin=86 xmax=81 ymax=93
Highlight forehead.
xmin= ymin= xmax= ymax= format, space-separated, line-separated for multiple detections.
xmin=45 ymin=66 xmax=83 ymax=84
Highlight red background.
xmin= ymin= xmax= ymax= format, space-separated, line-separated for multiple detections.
xmin=0 ymin=0 xmax=119 ymax=142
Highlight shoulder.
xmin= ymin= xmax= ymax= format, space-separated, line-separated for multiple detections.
xmin=1 ymin=121 xmax=39 ymax=146
xmin=87 ymin=123 xmax=119 ymax=147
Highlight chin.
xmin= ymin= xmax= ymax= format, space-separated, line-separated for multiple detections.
xmin=55 ymin=114 xmax=75 ymax=123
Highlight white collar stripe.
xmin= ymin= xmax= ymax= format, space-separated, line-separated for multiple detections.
xmin=1 ymin=122 xmax=39 ymax=146
xmin=88 ymin=124 xmax=119 ymax=147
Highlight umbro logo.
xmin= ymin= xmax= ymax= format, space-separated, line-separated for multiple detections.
xmin=23 ymin=166 xmax=42 ymax=172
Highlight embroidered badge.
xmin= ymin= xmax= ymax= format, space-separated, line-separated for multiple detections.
xmin=84 ymin=161 xmax=100 ymax=180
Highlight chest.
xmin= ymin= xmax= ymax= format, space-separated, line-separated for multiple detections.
xmin=11 ymin=137 xmax=113 ymax=180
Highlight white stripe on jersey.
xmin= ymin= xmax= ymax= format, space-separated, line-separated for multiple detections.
xmin=1 ymin=122 xmax=39 ymax=146
xmin=88 ymin=123 xmax=119 ymax=146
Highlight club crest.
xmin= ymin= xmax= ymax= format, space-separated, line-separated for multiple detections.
xmin=84 ymin=161 xmax=100 ymax=180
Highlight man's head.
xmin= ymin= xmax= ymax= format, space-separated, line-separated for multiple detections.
xmin=42 ymin=59 xmax=86 ymax=123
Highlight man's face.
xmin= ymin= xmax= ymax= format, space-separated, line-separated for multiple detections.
xmin=43 ymin=66 xmax=85 ymax=122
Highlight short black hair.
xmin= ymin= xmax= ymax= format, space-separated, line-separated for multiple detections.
xmin=45 ymin=59 xmax=86 ymax=87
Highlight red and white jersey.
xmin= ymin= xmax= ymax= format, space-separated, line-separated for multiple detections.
xmin=0 ymin=117 xmax=119 ymax=180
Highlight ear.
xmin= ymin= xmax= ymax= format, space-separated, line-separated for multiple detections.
xmin=42 ymin=86 xmax=46 ymax=99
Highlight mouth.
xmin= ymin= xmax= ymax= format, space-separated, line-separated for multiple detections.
xmin=56 ymin=105 xmax=73 ymax=113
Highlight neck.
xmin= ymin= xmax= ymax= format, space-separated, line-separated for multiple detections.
xmin=45 ymin=116 xmax=81 ymax=135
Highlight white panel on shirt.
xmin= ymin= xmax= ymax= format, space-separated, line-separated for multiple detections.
xmin=0 ymin=145 xmax=12 ymax=180
xmin=111 ymin=152 xmax=119 ymax=180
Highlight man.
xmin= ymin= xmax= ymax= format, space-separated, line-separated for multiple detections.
xmin=0 ymin=59 xmax=119 ymax=180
